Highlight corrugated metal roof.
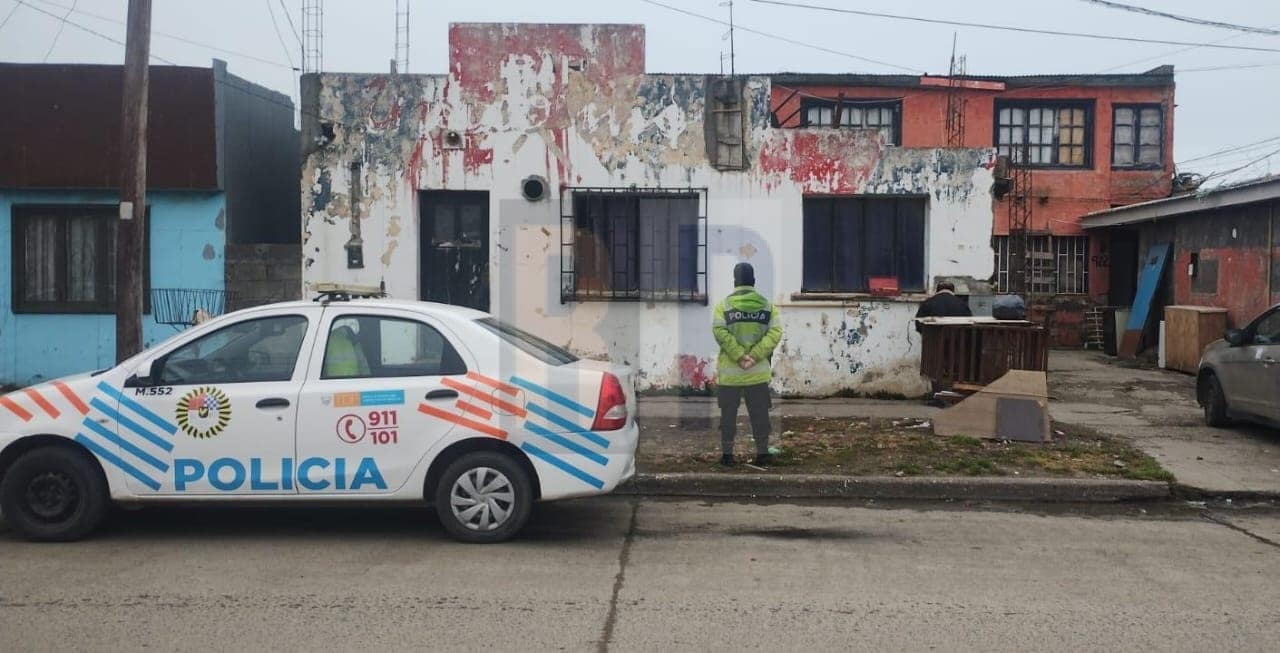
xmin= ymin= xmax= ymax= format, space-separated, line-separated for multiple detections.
xmin=1080 ymin=176 xmax=1280 ymax=229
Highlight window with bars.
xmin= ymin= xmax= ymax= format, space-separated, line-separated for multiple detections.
xmin=996 ymin=101 xmax=1091 ymax=168
xmin=799 ymin=98 xmax=901 ymax=145
xmin=11 ymin=205 xmax=150 ymax=314
xmin=802 ymin=196 xmax=926 ymax=293
xmin=992 ymin=235 xmax=1089 ymax=295
xmin=561 ymin=189 xmax=707 ymax=303
xmin=1112 ymin=104 xmax=1163 ymax=169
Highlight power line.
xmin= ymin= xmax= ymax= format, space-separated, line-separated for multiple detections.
xmin=1076 ymin=0 xmax=1280 ymax=36
xmin=637 ymin=0 xmax=924 ymax=74
xmin=1177 ymin=61 xmax=1280 ymax=73
xmin=1178 ymin=135 xmax=1280 ymax=165
xmin=16 ymin=0 xmax=176 ymax=64
xmin=747 ymin=0 xmax=1280 ymax=54
xmin=265 ymin=0 xmax=297 ymax=71
xmin=278 ymin=0 xmax=301 ymax=49
xmin=40 ymin=0 xmax=76 ymax=62
xmin=1 ymin=1 xmax=21 ymax=33
xmin=27 ymin=0 xmax=293 ymax=69
xmin=14 ymin=1 xmax=363 ymax=135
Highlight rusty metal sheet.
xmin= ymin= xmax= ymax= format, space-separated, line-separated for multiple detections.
xmin=0 ymin=63 xmax=219 ymax=190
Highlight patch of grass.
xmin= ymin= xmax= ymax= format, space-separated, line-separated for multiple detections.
xmin=637 ymin=417 xmax=1173 ymax=481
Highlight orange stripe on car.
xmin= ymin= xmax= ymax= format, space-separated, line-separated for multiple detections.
xmin=0 ymin=395 xmax=33 ymax=421
xmin=466 ymin=371 xmax=520 ymax=396
xmin=440 ymin=377 xmax=527 ymax=417
xmin=52 ymin=381 xmax=90 ymax=415
xmin=418 ymin=403 xmax=507 ymax=439
xmin=456 ymin=400 xmax=493 ymax=420
xmin=23 ymin=388 xmax=60 ymax=419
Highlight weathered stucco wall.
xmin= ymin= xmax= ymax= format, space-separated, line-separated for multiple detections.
xmin=301 ymin=23 xmax=995 ymax=397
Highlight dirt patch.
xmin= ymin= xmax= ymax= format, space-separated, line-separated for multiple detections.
xmin=638 ymin=416 xmax=1173 ymax=481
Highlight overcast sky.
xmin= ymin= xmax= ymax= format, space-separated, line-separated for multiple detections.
xmin=3 ymin=0 xmax=1278 ymax=185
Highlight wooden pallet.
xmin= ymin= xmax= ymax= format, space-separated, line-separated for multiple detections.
xmin=1084 ymin=306 xmax=1106 ymax=350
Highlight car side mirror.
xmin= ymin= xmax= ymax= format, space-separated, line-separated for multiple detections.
xmin=125 ymin=357 xmax=161 ymax=387
xmin=1224 ymin=329 xmax=1245 ymax=347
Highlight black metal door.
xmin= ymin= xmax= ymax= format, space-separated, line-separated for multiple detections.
xmin=420 ymin=191 xmax=489 ymax=312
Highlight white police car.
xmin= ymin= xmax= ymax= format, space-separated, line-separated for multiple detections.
xmin=0 ymin=291 xmax=638 ymax=543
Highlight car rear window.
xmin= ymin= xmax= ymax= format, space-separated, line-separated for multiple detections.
xmin=475 ymin=318 xmax=578 ymax=365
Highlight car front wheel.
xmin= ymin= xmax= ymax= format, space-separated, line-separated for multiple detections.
xmin=1202 ymin=374 xmax=1230 ymax=428
xmin=0 ymin=446 xmax=108 ymax=541
xmin=433 ymin=451 xmax=532 ymax=544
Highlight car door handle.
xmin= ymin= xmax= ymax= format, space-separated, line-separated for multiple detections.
xmin=256 ymin=397 xmax=291 ymax=409
xmin=424 ymin=389 xmax=459 ymax=400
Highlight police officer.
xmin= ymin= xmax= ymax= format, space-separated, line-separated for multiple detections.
xmin=711 ymin=262 xmax=783 ymax=466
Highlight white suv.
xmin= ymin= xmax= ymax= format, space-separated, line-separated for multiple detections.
xmin=0 ymin=297 xmax=638 ymax=543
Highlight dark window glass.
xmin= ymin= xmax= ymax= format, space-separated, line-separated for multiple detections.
xmin=476 ymin=317 xmax=578 ymax=365
xmin=158 ymin=315 xmax=308 ymax=385
xmin=11 ymin=205 xmax=150 ymax=313
xmin=801 ymin=197 xmax=927 ymax=293
xmin=322 ymin=315 xmax=467 ymax=380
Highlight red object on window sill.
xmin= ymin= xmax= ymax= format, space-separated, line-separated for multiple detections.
xmin=869 ymin=277 xmax=900 ymax=296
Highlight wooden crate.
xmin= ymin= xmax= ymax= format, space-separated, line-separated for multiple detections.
xmin=1163 ymin=306 xmax=1229 ymax=374
xmin=919 ymin=319 xmax=1049 ymax=388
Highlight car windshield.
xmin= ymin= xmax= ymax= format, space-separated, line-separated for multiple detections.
xmin=475 ymin=317 xmax=578 ymax=365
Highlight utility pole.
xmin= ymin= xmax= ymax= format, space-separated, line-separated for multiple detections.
xmin=116 ymin=0 xmax=151 ymax=362
xmin=720 ymin=0 xmax=735 ymax=75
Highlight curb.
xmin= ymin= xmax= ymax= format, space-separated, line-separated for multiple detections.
xmin=617 ymin=473 xmax=1172 ymax=503
xmin=1171 ymin=484 xmax=1280 ymax=503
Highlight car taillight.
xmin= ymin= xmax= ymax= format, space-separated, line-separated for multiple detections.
xmin=591 ymin=372 xmax=628 ymax=431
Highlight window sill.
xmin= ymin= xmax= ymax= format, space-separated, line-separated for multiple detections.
xmin=781 ymin=292 xmax=928 ymax=307
xmin=562 ymin=293 xmax=709 ymax=305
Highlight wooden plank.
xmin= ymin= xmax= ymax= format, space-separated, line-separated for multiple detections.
xmin=1119 ymin=242 xmax=1172 ymax=359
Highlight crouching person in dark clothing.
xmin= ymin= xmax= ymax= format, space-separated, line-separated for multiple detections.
xmin=914 ymin=281 xmax=972 ymax=331
xmin=712 ymin=263 xmax=783 ymax=467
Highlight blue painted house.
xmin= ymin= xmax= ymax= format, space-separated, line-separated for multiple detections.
xmin=0 ymin=60 xmax=299 ymax=386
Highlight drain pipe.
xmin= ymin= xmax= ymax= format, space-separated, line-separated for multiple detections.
xmin=346 ymin=160 xmax=364 ymax=269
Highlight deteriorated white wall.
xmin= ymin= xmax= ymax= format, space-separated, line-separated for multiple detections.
xmin=301 ymin=24 xmax=995 ymax=396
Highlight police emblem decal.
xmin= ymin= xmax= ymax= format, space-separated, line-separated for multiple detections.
xmin=175 ymin=387 xmax=232 ymax=439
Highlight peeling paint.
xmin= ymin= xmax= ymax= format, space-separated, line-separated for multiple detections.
xmin=301 ymin=23 xmax=995 ymax=397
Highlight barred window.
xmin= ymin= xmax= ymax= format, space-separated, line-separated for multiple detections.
xmin=996 ymin=101 xmax=1091 ymax=168
xmin=993 ymin=235 xmax=1089 ymax=295
xmin=560 ymin=188 xmax=707 ymax=303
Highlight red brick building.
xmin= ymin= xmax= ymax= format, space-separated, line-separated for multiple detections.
xmin=770 ymin=67 xmax=1176 ymax=342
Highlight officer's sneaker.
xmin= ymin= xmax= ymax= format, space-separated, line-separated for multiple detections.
xmin=719 ymin=454 xmax=736 ymax=467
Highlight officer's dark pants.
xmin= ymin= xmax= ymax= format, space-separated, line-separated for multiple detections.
xmin=718 ymin=382 xmax=772 ymax=456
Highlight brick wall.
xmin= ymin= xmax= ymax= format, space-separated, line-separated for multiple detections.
xmin=225 ymin=244 xmax=302 ymax=310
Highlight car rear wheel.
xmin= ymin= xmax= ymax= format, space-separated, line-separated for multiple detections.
xmin=1202 ymin=374 xmax=1230 ymax=428
xmin=434 ymin=451 xmax=532 ymax=544
xmin=0 ymin=446 xmax=108 ymax=542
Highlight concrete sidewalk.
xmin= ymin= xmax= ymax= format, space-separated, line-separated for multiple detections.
xmin=1049 ymin=350 xmax=1280 ymax=499
xmin=638 ymin=396 xmax=938 ymax=422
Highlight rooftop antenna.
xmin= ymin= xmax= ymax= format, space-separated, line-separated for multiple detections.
xmin=393 ymin=0 xmax=409 ymax=74
xmin=720 ymin=0 xmax=735 ymax=75
xmin=302 ymin=0 xmax=323 ymax=74
xmin=944 ymin=33 xmax=967 ymax=148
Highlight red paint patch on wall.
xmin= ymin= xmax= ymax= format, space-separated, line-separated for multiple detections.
xmin=676 ymin=355 xmax=711 ymax=391
xmin=464 ymin=145 xmax=494 ymax=172
xmin=758 ymin=131 xmax=880 ymax=194
xmin=448 ymin=23 xmax=645 ymax=104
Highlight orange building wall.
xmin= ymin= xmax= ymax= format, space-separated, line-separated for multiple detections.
xmin=772 ymin=80 xmax=1174 ymax=304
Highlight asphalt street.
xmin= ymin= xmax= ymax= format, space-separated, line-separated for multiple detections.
xmin=1 ymin=498 xmax=1278 ymax=652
